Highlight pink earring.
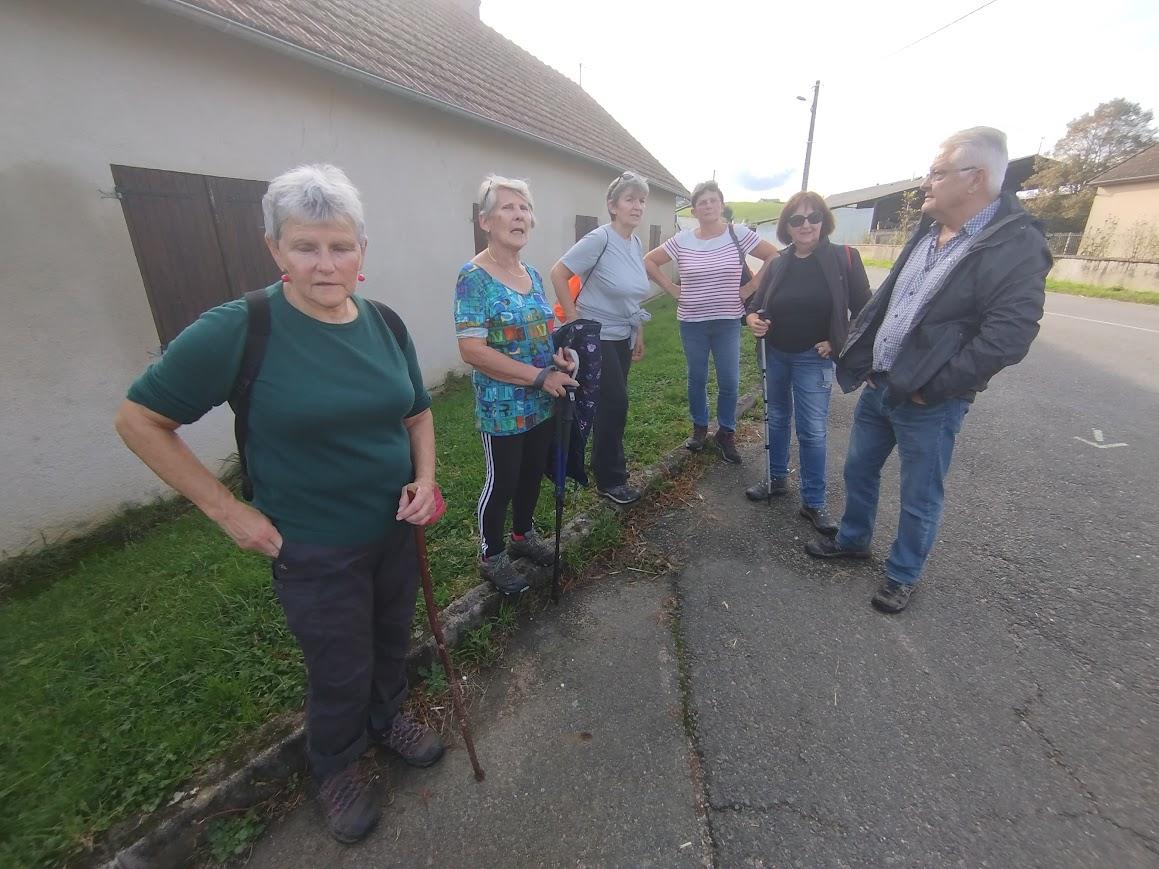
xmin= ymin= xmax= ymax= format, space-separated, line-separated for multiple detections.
xmin=357 ymin=273 xmax=366 ymax=282
xmin=280 ymin=273 xmax=289 ymax=282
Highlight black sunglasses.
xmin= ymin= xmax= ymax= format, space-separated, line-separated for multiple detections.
xmin=786 ymin=212 xmax=823 ymax=228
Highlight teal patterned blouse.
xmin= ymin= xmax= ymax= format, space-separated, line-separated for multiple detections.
xmin=453 ymin=262 xmax=555 ymax=435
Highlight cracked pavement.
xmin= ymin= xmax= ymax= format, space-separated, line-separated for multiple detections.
xmin=245 ymin=292 xmax=1157 ymax=868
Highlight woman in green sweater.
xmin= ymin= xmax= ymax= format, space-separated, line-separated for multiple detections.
xmin=115 ymin=164 xmax=439 ymax=845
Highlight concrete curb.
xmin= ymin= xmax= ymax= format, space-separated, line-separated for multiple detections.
xmin=98 ymin=393 xmax=756 ymax=869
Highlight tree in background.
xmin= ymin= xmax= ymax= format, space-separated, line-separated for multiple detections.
xmin=1023 ymin=98 xmax=1156 ymax=232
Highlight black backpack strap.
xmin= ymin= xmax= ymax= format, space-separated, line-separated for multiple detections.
xmin=580 ymin=226 xmax=613 ymax=293
xmin=368 ymin=299 xmax=408 ymax=348
xmin=228 ymin=289 xmax=272 ymax=501
xmin=729 ymin=224 xmax=754 ymax=286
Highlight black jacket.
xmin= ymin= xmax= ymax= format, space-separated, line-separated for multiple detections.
xmin=747 ymin=238 xmax=871 ymax=354
xmin=837 ymin=193 xmax=1051 ymax=407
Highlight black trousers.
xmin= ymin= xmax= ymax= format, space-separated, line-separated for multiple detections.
xmin=478 ymin=418 xmax=554 ymax=558
xmin=592 ymin=339 xmax=632 ymax=489
xmin=272 ymin=526 xmax=418 ymax=779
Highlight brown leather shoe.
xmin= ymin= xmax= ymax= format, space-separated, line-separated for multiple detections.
xmin=685 ymin=425 xmax=709 ymax=451
xmin=714 ymin=429 xmax=741 ymax=464
xmin=376 ymin=712 xmax=445 ymax=768
xmin=316 ymin=757 xmax=380 ymax=844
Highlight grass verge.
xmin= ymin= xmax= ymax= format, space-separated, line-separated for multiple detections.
xmin=858 ymin=258 xmax=1159 ymax=305
xmin=0 ymin=295 xmax=759 ymax=868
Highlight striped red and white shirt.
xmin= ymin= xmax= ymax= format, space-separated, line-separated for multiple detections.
xmin=663 ymin=226 xmax=759 ymax=322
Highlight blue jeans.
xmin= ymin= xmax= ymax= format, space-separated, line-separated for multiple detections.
xmin=763 ymin=346 xmax=834 ymax=508
xmin=679 ymin=318 xmax=741 ymax=431
xmin=836 ymin=376 xmax=969 ymax=586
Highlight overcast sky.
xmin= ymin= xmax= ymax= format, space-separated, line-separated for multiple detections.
xmin=480 ymin=0 xmax=1159 ymax=200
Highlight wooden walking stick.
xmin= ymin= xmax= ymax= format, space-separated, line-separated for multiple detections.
xmin=406 ymin=484 xmax=485 ymax=781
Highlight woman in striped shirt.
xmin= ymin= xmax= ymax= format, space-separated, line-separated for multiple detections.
xmin=644 ymin=181 xmax=779 ymax=462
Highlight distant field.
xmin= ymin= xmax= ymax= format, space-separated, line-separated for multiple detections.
xmin=676 ymin=199 xmax=784 ymax=224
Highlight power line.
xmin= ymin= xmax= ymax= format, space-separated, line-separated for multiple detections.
xmin=883 ymin=0 xmax=1002 ymax=58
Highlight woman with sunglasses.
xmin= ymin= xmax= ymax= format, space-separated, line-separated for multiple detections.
xmin=744 ymin=191 xmax=871 ymax=534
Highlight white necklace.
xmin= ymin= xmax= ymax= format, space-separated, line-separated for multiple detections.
xmin=485 ymin=247 xmax=527 ymax=277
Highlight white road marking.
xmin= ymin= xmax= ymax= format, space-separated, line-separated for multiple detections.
xmin=1044 ymin=311 xmax=1159 ymax=335
xmin=1075 ymin=427 xmax=1128 ymax=450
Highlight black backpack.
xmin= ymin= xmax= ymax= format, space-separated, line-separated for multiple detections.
xmin=227 ymin=289 xmax=407 ymax=500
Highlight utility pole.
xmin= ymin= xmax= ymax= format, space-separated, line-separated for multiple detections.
xmin=800 ymin=80 xmax=820 ymax=191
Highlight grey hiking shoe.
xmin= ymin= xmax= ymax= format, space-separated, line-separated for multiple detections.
xmin=799 ymin=505 xmax=839 ymax=536
xmin=598 ymin=484 xmax=642 ymax=505
xmin=316 ymin=757 xmax=379 ymax=845
xmin=685 ymin=425 xmax=709 ymax=451
xmin=376 ymin=712 xmax=445 ymax=768
xmin=480 ymin=550 xmax=530 ymax=595
xmin=872 ymin=579 xmax=915 ymax=614
xmin=714 ymin=429 xmax=741 ymax=464
xmin=745 ymin=478 xmax=788 ymax=500
xmin=507 ymin=529 xmax=556 ymax=566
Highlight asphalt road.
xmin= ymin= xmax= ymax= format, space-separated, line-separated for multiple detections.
xmin=245 ymin=290 xmax=1158 ymax=867
xmin=657 ymin=289 xmax=1159 ymax=866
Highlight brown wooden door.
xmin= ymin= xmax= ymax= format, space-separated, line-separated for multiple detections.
xmin=114 ymin=166 xmax=276 ymax=345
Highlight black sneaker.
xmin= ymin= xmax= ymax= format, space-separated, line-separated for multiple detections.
xmin=598 ymin=484 xmax=642 ymax=505
xmin=374 ymin=712 xmax=445 ymax=768
xmin=480 ymin=551 xmax=530 ymax=595
xmin=507 ymin=530 xmax=555 ymax=565
xmin=714 ymin=429 xmax=741 ymax=464
xmin=872 ymin=579 xmax=915 ymax=613
xmin=685 ymin=425 xmax=709 ymax=451
xmin=745 ymin=478 xmax=788 ymax=500
xmin=804 ymin=537 xmax=871 ymax=560
xmin=316 ymin=757 xmax=380 ymax=845
xmin=799 ymin=506 xmax=838 ymax=536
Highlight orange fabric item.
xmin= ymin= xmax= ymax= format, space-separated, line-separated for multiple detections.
xmin=554 ymin=273 xmax=584 ymax=322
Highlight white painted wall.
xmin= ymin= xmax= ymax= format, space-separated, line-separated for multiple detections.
xmin=0 ymin=0 xmax=682 ymax=556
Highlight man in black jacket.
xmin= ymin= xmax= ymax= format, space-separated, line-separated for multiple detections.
xmin=806 ymin=127 xmax=1051 ymax=613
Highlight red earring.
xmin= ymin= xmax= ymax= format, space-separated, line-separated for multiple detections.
xmin=357 ymin=273 xmax=366 ymax=282
xmin=280 ymin=274 xmax=289 ymax=282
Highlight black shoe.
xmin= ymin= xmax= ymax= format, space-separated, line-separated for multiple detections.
xmin=685 ymin=425 xmax=709 ymax=451
xmin=480 ymin=551 xmax=530 ymax=595
xmin=598 ymin=484 xmax=642 ymax=505
xmin=745 ymin=478 xmax=788 ymax=500
xmin=799 ymin=506 xmax=838 ymax=536
xmin=804 ymin=537 xmax=871 ymax=560
xmin=714 ymin=429 xmax=741 ymax=464
xmin=316 ymin=758 xmax=380 ymax=845
xmin=872 ymin=579 xmax=915 ymax=613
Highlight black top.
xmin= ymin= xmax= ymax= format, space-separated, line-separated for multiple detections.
xmin=765 ymin=253 xmax=833 ymax=353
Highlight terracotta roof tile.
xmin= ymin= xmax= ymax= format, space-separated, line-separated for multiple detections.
xmin=161 ymin=0 xmax=687 ymax=194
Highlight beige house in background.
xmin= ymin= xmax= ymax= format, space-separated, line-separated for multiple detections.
xmin=1081 ymin=143 xmax=1159 ymax=260
xmin=0 ymin=0 xmax=687 ymax=557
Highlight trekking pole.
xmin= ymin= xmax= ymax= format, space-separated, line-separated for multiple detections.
xmin=757 ymin=310 xmax=772 ymax=504
xmin=551 ymin=348 xmax=580 ymax=604
xmin=406 ymin=485 xmax=485 ymax=782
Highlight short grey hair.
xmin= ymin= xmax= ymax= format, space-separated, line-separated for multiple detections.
xmin=941 ymin=127 xmax=1008 ymax=198
xmin=477 ymin=174 xmax=536 ymax=227
xmin=262 ymin=164 xmax=366 ymax=242
xmin=606 ymin=170 xmax=649 ymax=216
xmin=690 ymin=179 xmax=724 ymax=208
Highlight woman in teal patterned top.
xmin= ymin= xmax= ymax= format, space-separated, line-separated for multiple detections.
xmin=455 ymin=175 xmax=577 ymax=594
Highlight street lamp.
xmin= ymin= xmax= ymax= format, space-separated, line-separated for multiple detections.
xmin=796 ymin=80 xmax=820 ymax=191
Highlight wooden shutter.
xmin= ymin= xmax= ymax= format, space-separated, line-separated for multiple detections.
xmin=112 ymin=165 xmax=234 ymax=345
xmin=575 ymin=215 xmax=599 ymax=241
xmin=206 ymin=176 xmax=280 ymax=298
xmin=471 ymin=203 xmax=487 ymax=254
xmin=113 ymin=166 xmax=276 ymax=345
xmin=649 ymin=224 xmax=661 ymax=250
